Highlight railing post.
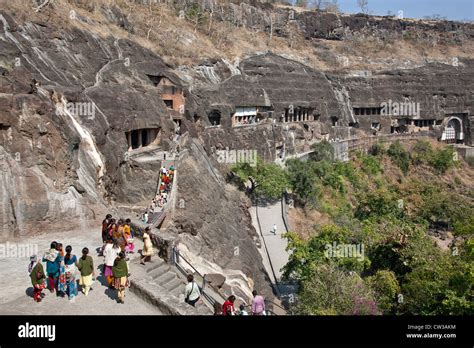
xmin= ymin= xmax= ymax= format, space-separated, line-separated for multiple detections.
xmin=202 ymin=274 xmax=206 ymax=291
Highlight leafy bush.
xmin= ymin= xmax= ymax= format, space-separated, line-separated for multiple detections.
xmin=359 ymin=153 xmax=383 ymax=175
xmin=287 ymin=159 xmax=320 ymax=205
xmin=428 ymin=146 xmax=456 ymax=174
xmin=283 ymin=225 xmax=369 ymax=281
xmin=232 ymin=157 xmax=289 ymax=199
xmin=368 ymin=142 xmax=385 ymax=156
xmin=366 ymin=270 xmax=400 ymax=314
xmin=411 ymin=140 xmax=433 ymax=165
xmin=387 ymin=141 xmax=410 ymax=174
xmin=355 ymin=188 xmax=401 ymax=220
xmin=295 ymin=263 xmax=380 ymax=315
xmin=309 ymin=140 xmax=334 ymax=162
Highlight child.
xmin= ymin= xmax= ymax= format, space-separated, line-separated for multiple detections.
xmin=78 ymin=247 xmax=94 ymax=296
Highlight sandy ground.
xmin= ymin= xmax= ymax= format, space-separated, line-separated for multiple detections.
xmin=0 ymin=225 xmax=162 ymax=315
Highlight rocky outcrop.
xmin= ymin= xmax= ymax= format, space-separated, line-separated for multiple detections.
xmin=164 ymin=139 xmax=274 ymax=300
xmin=0 ymin=10 xmax=179 ymax=239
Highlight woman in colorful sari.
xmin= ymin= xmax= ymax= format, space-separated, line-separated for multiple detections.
xmin=57 ymin=259 xmax=67 ymax=297
xmin=112 ymin=252 xmax=129 ymax=304
xmin=114 ymin=220 xmax=126 ymax=251
xmin=123 ymin=219 xmax=135 ymax=254
xmin=107 ymin=219 xmax=117 ymax=241
xmin=103 ymin=240 xmax=120 ymax=287
xmin=29 ymin=255 xmax=46 ymax=302
xmin=42 ymin=242 xmax=62 ymax=294
xmin=64 ymin=245 xmax=78 ymax=302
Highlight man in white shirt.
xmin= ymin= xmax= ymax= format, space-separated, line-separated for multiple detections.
xmin=184 ymin=274 xmax=201 ymax=307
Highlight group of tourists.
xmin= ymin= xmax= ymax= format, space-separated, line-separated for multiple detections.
xmin=157 ymin=165 xmax=174 ymax=207
xmin=29 ymin=241 xmax=94 ymax=303
xmin=211 ymin=291 xmax=266 ymax=315
xmin=184 ymin=275 xmax=267 ymax=315
xmin=142 ymin=165 xmax=175 ymax=223
xmin=100 ymin=214 xmax=133 ymax=303
xmin=100 ymin=215 xmax=135 ymax=256
xmin=28 ymin=213 xmax=135 ymax=304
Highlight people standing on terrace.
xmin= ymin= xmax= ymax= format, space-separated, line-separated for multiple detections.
xmin=29 ymin=255 xmax=46 ymax=302
xmin=43 ymin=241 xmax=62 ymax=294
xmin=103 ymin=239 xmax=120 ymax=287
xmin=112 ymin=252 xmax=129 ymax=304
xmin=78 ymin=247 xmax=94 ymax=296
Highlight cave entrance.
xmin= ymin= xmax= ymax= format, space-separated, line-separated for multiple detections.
xmin=126 ymin=128 xmax=161 ymax=150
xmin=131 ymin=131 xmax=140 ymax=149
xmin=208 ymin=110 xmax=221 ymax=126
xmin=442 ymin=117 xmax=464 ymax=144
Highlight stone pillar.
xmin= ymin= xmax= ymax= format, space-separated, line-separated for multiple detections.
xmin=126 ymin=131 xmax=132 ymax=151
xmin=137 ymin=129 xmax=142 ymax=148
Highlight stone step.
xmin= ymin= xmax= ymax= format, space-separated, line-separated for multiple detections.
xmin=148 ymin=264 xmax=171 ymax=279
xmin=145 ymin=260 xmax=166 ymax=273
xmin=164 ymin=278 xmax=184 ymax=292
xmin=154 ymin=271 xmax=175 ymax=284
xmin=171 ymin=285 xmax=184 ymax=298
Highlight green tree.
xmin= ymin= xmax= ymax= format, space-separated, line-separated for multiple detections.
xmin=295 ymin=263 xmax=380 ymax=315
xmin=310 ymin=140 xmax=334 ymax=162
xmin=411 ymin=140 xmax=433 ymax=165
xmin=428 ymin=146 xmax=456 ymax=174
xmin=366 ymin=270 xmax=400 ymax=313
xmin=286 ymin=159 xmax=320 ymax=205
xmin=387 ymin=141 xmax=411 ymax=174
xmin=232 ymin=157 xmax=289 ymax=199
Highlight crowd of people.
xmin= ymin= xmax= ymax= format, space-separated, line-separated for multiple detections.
xmin=142 ymin=165 xmax=175 ymax=223
xmin=28 ymin=214 xmax=135 ymax=304
xmin=29 ymin=242 xmax=95 ymax=303
xmin=100 ymin=215 xmax=135 ymax=255
xmin=28 ymin=208 xmax=269 ymax=313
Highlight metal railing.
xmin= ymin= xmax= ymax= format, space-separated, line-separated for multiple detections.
xmin=171 ymin=247 xmax=226 ymax=309
xmin=171 ymin=246 xmax=288 ymax=315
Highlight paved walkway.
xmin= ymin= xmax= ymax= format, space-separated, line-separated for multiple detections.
xmin=252 ymin=200 xmax=290 ymax=282
xmin=0 ymin=226 xmax=162 ymax=315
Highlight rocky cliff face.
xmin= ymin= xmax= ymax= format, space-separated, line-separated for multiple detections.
xmin=0 ymin=10 xmax=178 ymax=239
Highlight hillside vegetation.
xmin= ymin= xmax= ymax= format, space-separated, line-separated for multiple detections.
xmin=233 ymin=139 xmax=474 ymax=315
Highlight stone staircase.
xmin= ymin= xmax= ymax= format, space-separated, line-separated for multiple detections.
xmin=145 ymin=259 xmax=185 ymax=298
xmin=129 ymin=255 xmax=212 ymax=315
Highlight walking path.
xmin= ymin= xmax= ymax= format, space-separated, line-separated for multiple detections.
xmin=251 ymin=199 xmax=290 ymax=282
xmin=0 ymin=226 xmax=162 ymax=315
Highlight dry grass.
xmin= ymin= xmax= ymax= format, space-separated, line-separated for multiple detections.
xmin=2 ymin=0 xmax=471 ymax=72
